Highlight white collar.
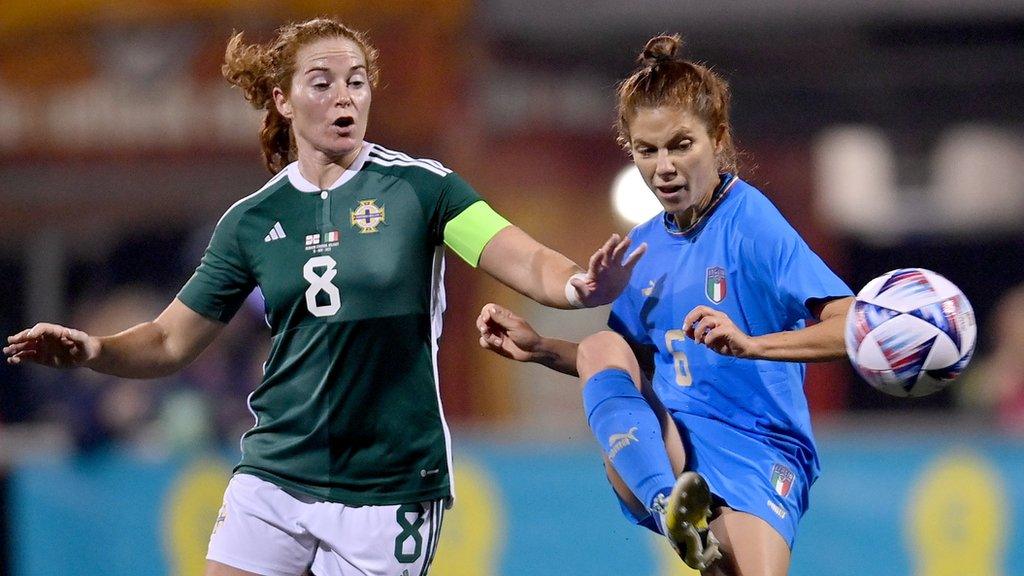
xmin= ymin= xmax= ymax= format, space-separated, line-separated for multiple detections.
xmin=286 ymin=142 xmax=374 ymax=192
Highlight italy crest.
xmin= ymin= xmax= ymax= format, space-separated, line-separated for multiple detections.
xmin=350 ymin=199 xmax=385 ymax=234
xmin=705 ymin=266 xmax=727 ymax=303
xmin=770 ymin=463 xmax=795 ymax=498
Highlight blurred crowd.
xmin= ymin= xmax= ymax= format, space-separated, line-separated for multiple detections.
xmin=0 ymin=226 xmax=272 ymax=456
xmin=956 ymin=284 xmax=1024 ymax=434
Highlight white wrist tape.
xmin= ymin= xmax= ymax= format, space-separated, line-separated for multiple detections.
xmin=564 ymin=273 xmax=589 ymax=309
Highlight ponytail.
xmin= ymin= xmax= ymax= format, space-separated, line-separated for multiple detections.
xmin=222 ymin=19 xmax=379 ymax=174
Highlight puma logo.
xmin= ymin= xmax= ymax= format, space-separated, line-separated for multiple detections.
xmin=608 ymin=427 xmax=639 ymax=460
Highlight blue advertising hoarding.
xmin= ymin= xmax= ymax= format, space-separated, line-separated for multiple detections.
xmin=9 ymin=434 xmax=1023 ymax=575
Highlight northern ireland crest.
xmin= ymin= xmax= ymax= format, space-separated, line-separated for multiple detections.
xmin=350 ymin=199 xmax=386 ymax=234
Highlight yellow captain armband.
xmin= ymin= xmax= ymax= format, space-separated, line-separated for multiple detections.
xmin=443 ymin=201 xmax=512 ymax=267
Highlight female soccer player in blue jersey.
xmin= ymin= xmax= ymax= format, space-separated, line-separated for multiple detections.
xmin=478 ymin=34 xmax=854 ymax=575
xmin=3 ymin=18 xmax=643 ymax=576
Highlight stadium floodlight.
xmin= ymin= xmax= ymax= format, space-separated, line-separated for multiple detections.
xmin=611 ymin=165 xmax=662 ymax=225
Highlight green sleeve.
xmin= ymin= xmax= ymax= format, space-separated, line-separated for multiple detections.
xmin=176 ymin=209 xmax=256 ymax=323
xmin=443 ymin=200 xmax=512 ymax=267
xmin=430 ymin=171 xmax=482 ymax=235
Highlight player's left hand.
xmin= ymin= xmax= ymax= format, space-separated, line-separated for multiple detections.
xmin=683 ymin=306 xmax=760 ymax=358
xmin=573 ymin=234 xmax=647 ymax=307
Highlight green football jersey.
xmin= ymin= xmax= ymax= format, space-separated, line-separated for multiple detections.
xmin=177 ymin=143 xmax=508 ymax=505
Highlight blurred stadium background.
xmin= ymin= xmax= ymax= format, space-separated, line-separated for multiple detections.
xmin=1 ymin=1 xmax=1023 ymax=574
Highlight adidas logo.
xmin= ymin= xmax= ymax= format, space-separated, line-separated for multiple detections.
xmin=264 ymin=222 xmax=286 ymax=242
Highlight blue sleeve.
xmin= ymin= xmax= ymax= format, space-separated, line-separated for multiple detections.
xmin=751 ymin=215 xmax=852 ymax=327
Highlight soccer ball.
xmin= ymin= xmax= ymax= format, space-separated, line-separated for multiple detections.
xmin=845 ymin=268 xmax=976 ymax=397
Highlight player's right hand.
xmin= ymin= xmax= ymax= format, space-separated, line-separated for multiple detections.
xmin=4 ymin=323 xmax=99 ymax=368
xmin=476 ymin=303 xmax=541 ymax=363
xmin=572 ymin=234 xmax=647 ymax=307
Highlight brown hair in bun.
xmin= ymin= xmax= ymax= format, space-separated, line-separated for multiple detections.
xmin=640 ymin=34 xmax=682 ymax=67
xmin=616 ymin=34 xmax=737 ymax=174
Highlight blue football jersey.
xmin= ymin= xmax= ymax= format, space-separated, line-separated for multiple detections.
xmin=609 ymin=175 xmax=852 ymax=482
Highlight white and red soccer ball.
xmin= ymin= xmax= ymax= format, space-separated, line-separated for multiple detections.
xmin=845 ymin=268 xmax=977 ymax=398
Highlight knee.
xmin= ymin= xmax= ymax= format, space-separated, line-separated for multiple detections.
xmin=577 ymin=331 xmax=639 ymax=385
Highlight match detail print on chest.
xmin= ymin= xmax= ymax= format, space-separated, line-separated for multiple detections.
xmin=304 ymin=189 xmax=343 ymax=256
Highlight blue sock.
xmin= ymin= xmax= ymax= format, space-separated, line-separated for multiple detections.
xmin=583 ymin=368 xmax=676 ymax=519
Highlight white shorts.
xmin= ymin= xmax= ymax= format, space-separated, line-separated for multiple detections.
xmin=207 ymin=473 xmax=446 ymax=576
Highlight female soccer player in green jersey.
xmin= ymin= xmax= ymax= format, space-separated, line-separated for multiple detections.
xmin=3 ymin=17 xmax=643 ymax=576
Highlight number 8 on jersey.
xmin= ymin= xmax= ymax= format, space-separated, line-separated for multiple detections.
xmin=304 ymin=255 xmax=341 ymax=317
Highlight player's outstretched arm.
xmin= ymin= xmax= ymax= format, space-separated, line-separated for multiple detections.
xmin=684 ymin=296 xmax=854 ymax=362
xmin=4 ymin=298 xmax=224 ymax=378
xmin=478 ymin=226 xmax=645 ymax=309
xmin=476 ymin=303 xmax=580 ymax=376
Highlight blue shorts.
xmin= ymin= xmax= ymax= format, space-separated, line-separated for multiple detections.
xmin=614 ymin=411 xmax=815 ymax=549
